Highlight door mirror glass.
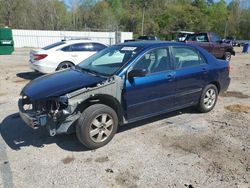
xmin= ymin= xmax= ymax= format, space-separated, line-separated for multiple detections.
xmin=128 ymin=69 xmax=147 ymax=78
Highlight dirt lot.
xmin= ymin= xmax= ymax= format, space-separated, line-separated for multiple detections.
xmin=0 ymin=48 xmax=249 ymax=188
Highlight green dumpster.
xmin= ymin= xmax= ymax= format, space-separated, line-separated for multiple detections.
xmin=0 ymin=27 xmax=14 ymax=55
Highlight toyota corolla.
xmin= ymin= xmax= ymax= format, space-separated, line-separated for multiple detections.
xmin=19 ymin=41 xmax=230 ymax=149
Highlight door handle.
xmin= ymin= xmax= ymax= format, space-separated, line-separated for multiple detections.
xmin=202 ymin=67 xmax=208 ymax=74
xmin=71 ymin=54 xmax=78 ymax=57
xmin=166 ymin=73 xmax=175 ymax=80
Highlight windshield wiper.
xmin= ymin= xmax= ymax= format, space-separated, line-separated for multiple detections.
xmin=75 ymin=65 xmax=107 ymax=77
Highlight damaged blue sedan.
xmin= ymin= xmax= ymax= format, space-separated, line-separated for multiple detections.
xmin=19 ymin=41 xmax=230 ymax=149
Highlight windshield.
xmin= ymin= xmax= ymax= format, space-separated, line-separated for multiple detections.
xmin=77 ymin=45 xmax=142 ymax=76
xmin=42 ymin=41 xmax=65 ymax=50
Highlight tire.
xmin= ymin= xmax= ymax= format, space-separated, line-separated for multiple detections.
xmin=56 ymin=61 xmax=74 ymax=71
xmin=197 ymin=84 xmax=218 ymax=113
xmin=76 ymin=104 xmax=118 ymax=149
xmin=223 ymin=52 xmax=231 ymax=61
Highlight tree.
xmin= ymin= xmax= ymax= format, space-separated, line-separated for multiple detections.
xmin=0 ymin=0 xmax=249 ymax=40
xmin=227 ymin=0 xmax=240 ymax=37
xmin=239 ymin=9 xmax=250 ymax=39
xmin=209 ymin=0 xmax=228 ymax=37
xmin=0 ymin=0 xmax=22 ymax=27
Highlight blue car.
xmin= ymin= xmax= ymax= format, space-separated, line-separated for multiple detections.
xmin=19 ymin=41 xmax=230 ymax=149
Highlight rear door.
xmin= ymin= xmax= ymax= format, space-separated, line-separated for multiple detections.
xmin=125 ymin=47 xmax=176 ymax=121
xmin=171 ymin=46 xmax=208 ymax=107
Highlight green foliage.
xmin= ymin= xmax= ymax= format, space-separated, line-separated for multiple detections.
xmin=209 ymin=0 xmax=228 ymax=36
xmin=0 ymin=0 xmax=249 ymax=39
xmin=227 ymin=1 xmax=240 ymax=37
xmin=239 ymin=9 xmax=250 ymax=39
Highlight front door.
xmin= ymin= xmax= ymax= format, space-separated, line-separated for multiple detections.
xmin=125 ymin=47 xmax=176 ymax=121
xmin=210 ymin=33 xmax=225 ymax=58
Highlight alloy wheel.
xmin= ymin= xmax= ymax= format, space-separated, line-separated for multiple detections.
xmin=59 ymin=63 xmax=73 ymax=69
xmin=89 ymin=113 xmax=114 ymax=143
xmin=203 ymin=88 xmax=216 ymax=109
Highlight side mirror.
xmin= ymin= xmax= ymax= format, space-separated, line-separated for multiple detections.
xmin=128 ymin=69 xmax=147 ymax=79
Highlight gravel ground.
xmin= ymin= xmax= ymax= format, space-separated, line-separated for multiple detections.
xmin=0 ymin=47 xmax=249 ymax=188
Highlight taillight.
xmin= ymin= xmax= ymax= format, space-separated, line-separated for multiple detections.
xmin=34 ymin=54 xmax=48 ymax=60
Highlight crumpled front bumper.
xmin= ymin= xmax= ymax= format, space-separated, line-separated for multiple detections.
xmin=18 ymin=98 xmax=77 ymax=136
xmin=18 ymin=99 xmax=47 ymax=129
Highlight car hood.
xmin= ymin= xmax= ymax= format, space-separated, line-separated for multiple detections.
xmin=21 ymin=69 xmax=106 ymax=101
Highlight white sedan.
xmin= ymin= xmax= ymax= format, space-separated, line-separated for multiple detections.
xmin=29 ymin=40 xmax=107 ymax=73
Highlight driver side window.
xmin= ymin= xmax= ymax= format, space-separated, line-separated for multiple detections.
xmin=132 ymin=47 xmax=171 ymax=74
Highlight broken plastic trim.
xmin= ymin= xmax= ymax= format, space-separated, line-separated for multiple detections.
xmin=19 ymin=76 xmax=124 ymax=136
xmin=65 ymin=76 xmax=124 ymax=113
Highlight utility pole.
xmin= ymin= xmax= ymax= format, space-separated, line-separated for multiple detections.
xmin=141 ymin=1 xmax=147 ymax=36
xmin=224 ymin=20 xmax=228 ymax=38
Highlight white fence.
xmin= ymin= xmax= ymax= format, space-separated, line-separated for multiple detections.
xmin=12 ymin=29 xmax=133 ymax=48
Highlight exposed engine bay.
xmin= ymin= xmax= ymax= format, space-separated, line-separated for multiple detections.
xmin=19 ymin=76 xmax=124 ymax=136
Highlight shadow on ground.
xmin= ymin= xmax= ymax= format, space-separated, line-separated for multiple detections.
xmin=118 ymin=108 xmax=196 ymax=133
xmin=0 ymin=113 xmax=87 ymax=152
xmin=16 ymin=71 xmax=43 ymax=80
xmin=0 ymin=108 xmax=196 ymax=152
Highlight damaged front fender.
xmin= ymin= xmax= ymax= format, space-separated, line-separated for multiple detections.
xmin=18 ymin=76 xmax=125 ymax=136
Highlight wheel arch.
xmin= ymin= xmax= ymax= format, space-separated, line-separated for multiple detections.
xmin=226 ymin=48 xmax=235 ymax=56
xmin=208 ymin=81 xmax=220 ymax=93
xmin=76 ymin=94 xmax=125 ymax=125
xmin=56 ymin=61 xmax=75 ymax=71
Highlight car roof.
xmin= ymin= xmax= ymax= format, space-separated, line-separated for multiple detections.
xmin=64 ymin=40 xmax=107 ymax=45
xmin=64 ymin=40 xmax=92 ymax=43
xmin=116 ymin=41 xmax=193 ymax=48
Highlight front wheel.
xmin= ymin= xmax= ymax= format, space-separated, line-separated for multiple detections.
xmin=223 ymin=52 xmax=231 ymax=61
xmin=76 ymin=104 xmax=118 ymax=149
xmin=197 ymin=84 xmax=218 ymax=113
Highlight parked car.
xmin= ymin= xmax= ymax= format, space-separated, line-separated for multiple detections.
xmin=19 ymin=41 xmax=230 ymax=149
xmin=224 ymin=36 xmax=238 ymax=46
xmin=175 ymin=31 xmax=194 ymax=42
xmin=29 ymin=39 xmax=107 ymax=73
xmin=124 ymin=35 xmax=160 ymax=42
xmin=185 ymin=32 xmax=235 ymax=61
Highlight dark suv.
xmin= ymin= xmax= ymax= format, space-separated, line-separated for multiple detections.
xmin=124 ymin=35 xmax=160 ymax=42
xmin=185 ymin=32 xmax=235 ymax=61
xmin=19 ymin=42 xmax=230 ymax=149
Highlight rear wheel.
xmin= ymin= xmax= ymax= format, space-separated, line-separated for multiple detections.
xmin=76 ymin=104 xmax=118 ymax=149
xmin=56 ymin=61 xmax=74 ymax=71
xmin=223 ymin=52 xmax=231 ymax=61
xmin=197 ymin=84 xmax=218 ymax=113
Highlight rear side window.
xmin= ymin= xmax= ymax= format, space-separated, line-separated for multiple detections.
xmin=61 ymin=45 xmax=71 ymax=51
xmin=61 ymin=43 xmax=93 ymax=52
xmin=186 ymin=34 xmax=208 ymax=42
xmin=172 ymin=47 xmax=206 ymax=69
xmin=71 ymin=43 xmax=93 ymax=51
xmin=42 ymin=41 xmax=65 ymax=50
xmin=92 ymin=43 xmax=107 ymax=51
